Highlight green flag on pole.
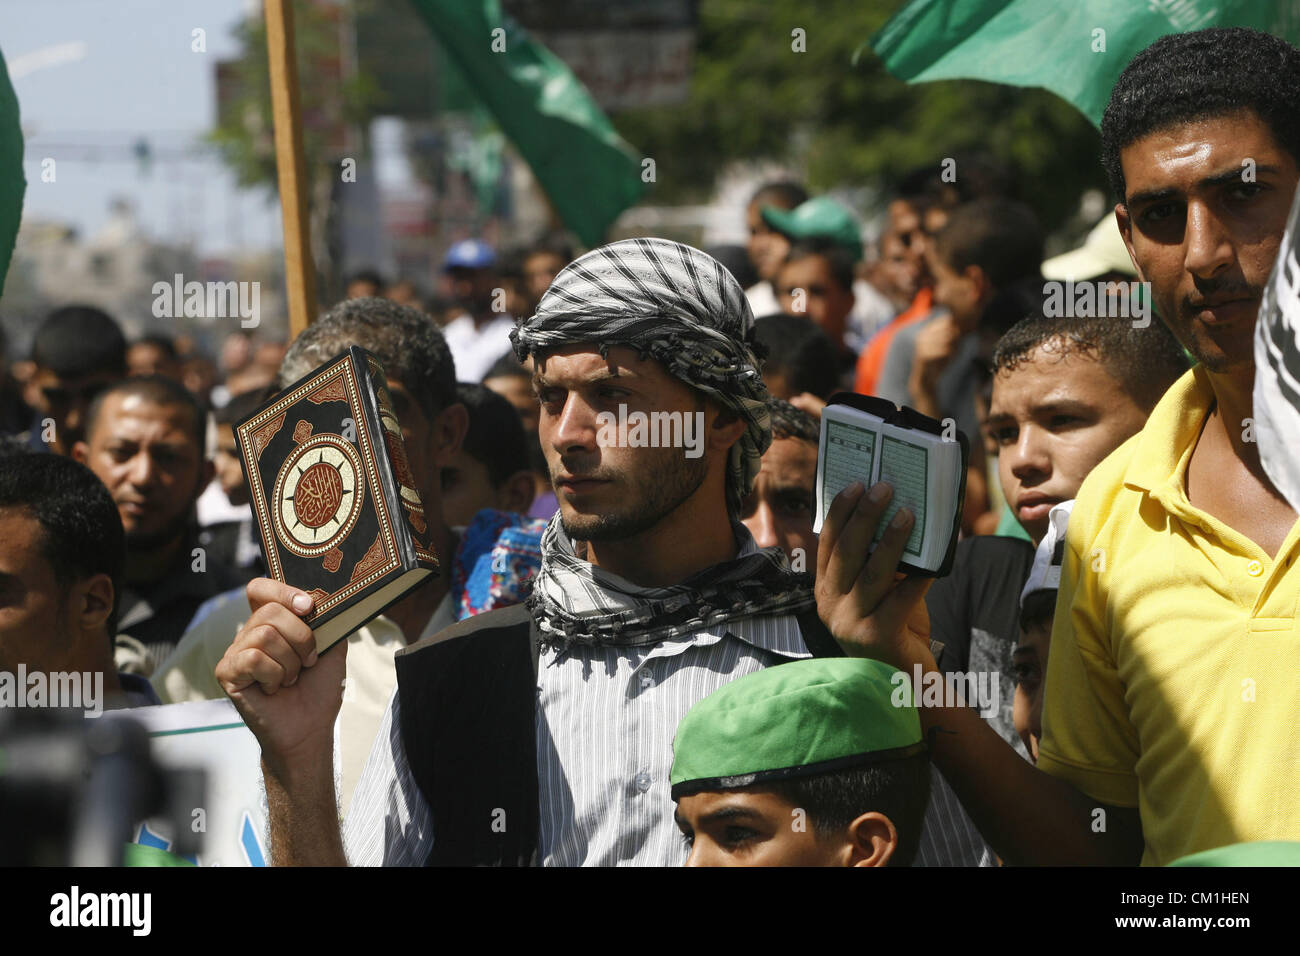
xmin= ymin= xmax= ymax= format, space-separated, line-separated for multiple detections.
xmin=0 ymin=45 xmax=24 ymax=295
xmin=868 ymin=0 xmax=1300 ymax=128
xmin=408 ymin=0 xmax=645 ymax=246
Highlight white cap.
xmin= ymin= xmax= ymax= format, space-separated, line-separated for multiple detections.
xmin=1041 ymin=216 xmax=1137 ymax=281
xmin=1020 ymin=499 xmax=1075 ymax=607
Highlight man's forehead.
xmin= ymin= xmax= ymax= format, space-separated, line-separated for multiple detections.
xmin=676 ymin=788 xmax=787 ymax=823
xmin=762 ymin=435 xmax=817 ymax=478
xmin=0 ymin=507 xmax=47 ymax=570
xmin=778 ymin=256 xmax=830 ymax=281
xmin=533 ymin=345 xmax=660 ymax=381
xmin=991 ymin=355 xmax=1109 ymax=415
xmin=384 ymin=377 xmax=415 ymax=401
xmin=1122 ymin=110 xmax=1292 ymax=192
xmin=95 ymin=395 xmax=196 ymax=438
xmin=35 ymin=368 xmax=116 ymax=387
xmin=525 ymin=250 xmax=564 ymax=268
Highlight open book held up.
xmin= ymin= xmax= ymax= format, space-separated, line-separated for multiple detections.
xmin=813 ymin=393 xmax=969 ymax=578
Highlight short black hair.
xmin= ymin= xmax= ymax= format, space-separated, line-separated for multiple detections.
xmin=706 ymin=244 xmax=759 ymax=291
xmin=931 ymin=198 xmax=1044 ymax=288
xmin=766 ymin=397 xmax=818 ymax=446
xmin=895 ymin=154 xmax=1016 ymax=206
xmin=766 ymin=752 xmax=931 ymax=867
xmin=992 ymin=312 xmax=1191 ymax=411
xmin=213 ymin=385 xmax=276 ymax=428
xmin=31 ymin=305 xmax=127 ymax=378
xmin=482 ymin=351 xmax=530 ymax=383
xmin=280 ymin=298 xmax=457 ymax=420
xmin=455 ymin=382 xmax=529 ymax=487
xmin=85 ymin=374 xmax=209 ymax=454
xmin=345 ymin=268 xmax=386 ymax=291
xmin=754 ymin=314 xmax=840 ymax=399
xmin=783 ymin=238 xmax=857 ymax=290
xmin=1020 ymin=588 xmax=1059 ymax=635
xmin=749 ymin=179 xmax=808 ymax=210
xmin=131 ymin=334 xmax=178 ymax=360
xmin=526 ymin=233 xmax=577 ymax=266
xmin=1101 ymin=28 xmax=1300 ymax=204
xmin=0 ymin=450 xmax=124 ymax=638
xmin=981 ymin=276 xmax=1052 ymax=341
xmin=496 ymin=246 xmax=527 ymax=283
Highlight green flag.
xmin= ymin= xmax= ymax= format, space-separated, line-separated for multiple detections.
xmin=0 ymin=45 xmax=24 ymax=295
xmin=869 ymin=0 xmax=1300 ymax=128
xmin=408 ymin=0 xmax=645 ymax=246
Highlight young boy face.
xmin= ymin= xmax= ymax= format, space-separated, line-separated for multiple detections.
xmin=774 ymin=254 xmax=854 ymax=347
xmin=674 ymin=788 xmax=896 ymax=867
xmin=1012 ymin=619 xmax=1052 ymax=762
xmin=986 ymin=339 xmax=1148 ymax=542
xmin=213 ymin=422 xmax=249 ymax=506
xmin=924 ymin=245 xmax=985 ymax=331
xmin=440 ymin=447 xmax=534 ymax=527
xmin=747 ymin=201 xmax=793 ymax=282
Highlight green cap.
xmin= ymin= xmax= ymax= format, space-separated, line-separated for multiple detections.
xmin=670 ymin=657 xmax=924 ymax=799
xmin=761 ymin=196 xmax=864 ymax=260
xmin=1168 ymin=841 xmax=1300 ymax=867
xmin=123 ymin=843 xmax=196 ymax=867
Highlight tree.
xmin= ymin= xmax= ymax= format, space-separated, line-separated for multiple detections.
xmin=207 ymin=2 xmax=380 ymax=296
xmin=612 ymin=0 xmax=1106 ymax=230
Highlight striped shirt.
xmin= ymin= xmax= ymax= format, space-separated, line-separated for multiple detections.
xmin=342 ymin=614 xmax=994 ymax=866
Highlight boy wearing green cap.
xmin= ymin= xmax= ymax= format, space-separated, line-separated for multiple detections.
xmin=670 ymin=657 xmax=931 ymax=866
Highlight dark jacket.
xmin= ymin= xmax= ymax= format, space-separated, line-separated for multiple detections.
xmin=393 ymin=602 xmax=847 ymax=866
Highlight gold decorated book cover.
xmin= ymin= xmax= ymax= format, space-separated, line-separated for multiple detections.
xmin=234 ymin=346 xmax=440 ymax=653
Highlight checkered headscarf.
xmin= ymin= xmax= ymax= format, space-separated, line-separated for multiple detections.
xmin=510 ymin=238 xmax=771 ymax=509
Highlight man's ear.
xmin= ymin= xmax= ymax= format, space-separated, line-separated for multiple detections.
xmin=1113 ymin=204 xmax=1145 ymax=281
xmin=431 ymin=402 xmax=469 ymax=468
xmin=195 ymin=458 xmax=215 ymax=501
xmin=706 ymin=403 xmax=747 ymax=455
xmin=21 ymin=374 xmax=45 ymax=414
xmin=76 ymin=572 xmax=115 ymax=634
xmin=70 ymin=440 xmax=90 ymax=465
xmin=846 ymin=811 xmax=897 ymax=867
xmin=967 ymin=264 xmax=994 ymax=305
xmin=497 ymin=469 xmax=538 ymax=516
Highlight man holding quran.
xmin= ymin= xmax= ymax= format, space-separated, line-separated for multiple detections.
xmin=822 ymin=27 xmax=1300 ymax=867
xmin=215 ymin=238 xmax=984 ymax=866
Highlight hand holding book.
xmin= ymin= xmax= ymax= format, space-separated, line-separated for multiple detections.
xmin=234 ymin=347 xmax=441 ymax=654
xmin=214 ymin=578 xmax=349 ymax=783
xmin=813 ymin=393 xmax=969 ymax=577
xmin=814 ymin=480 xmax=936 ymax=672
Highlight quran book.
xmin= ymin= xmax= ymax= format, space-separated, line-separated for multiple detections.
xmin=235 ymin=346 xmax=439 ymax=653
xmin=813 ymin=393 xmax=969 ymax=577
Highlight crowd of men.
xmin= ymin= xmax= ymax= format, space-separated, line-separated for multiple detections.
xmin=1 ymin=26 xmax=1299 ymax=867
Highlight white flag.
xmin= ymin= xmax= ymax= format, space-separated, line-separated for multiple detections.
xmin=1254 ymin=185 xmax=1300 ymax=512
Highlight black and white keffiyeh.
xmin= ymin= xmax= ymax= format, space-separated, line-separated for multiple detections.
xmin=526 ymin=514 xmax=815 ymax=651
xmin=510 ymin=237 xmax=772 ymax=510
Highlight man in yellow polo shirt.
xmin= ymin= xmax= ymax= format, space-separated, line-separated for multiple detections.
xmin=814 ymin=26 xmax=1300 ymax=866
xmin=1039 ymin=362 xmax=1300 ymax=864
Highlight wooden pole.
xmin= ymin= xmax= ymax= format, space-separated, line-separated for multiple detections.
xmin=264 ymin=0 xmax=317 ymax=337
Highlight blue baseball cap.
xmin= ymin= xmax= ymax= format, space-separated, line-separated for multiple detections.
xmin=443 ymin=239 xmax=496 ymax=271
